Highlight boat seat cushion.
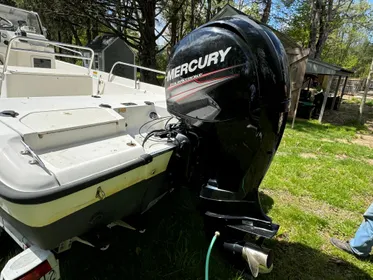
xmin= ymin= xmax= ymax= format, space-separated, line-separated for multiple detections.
xmin=4 ymin=68 xmax=92 ymax=97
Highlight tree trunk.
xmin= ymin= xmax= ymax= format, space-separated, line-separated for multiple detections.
xmin=190 ymin=0 xmax=195 ymax=30
xmin=206 ymin=0 xmax=212 ymax=22
xmin=115 ymin=0 xmax=123 ymax=33
xmin=138 ymin=0 xmax=158 ymax=84
xmin=86 ymin=18 xmax=92 ymax=43
xmin=179 ymin=7 xmax=186 ymax=39
xmin=57 ymin=31 xmax=62 ymax=52
xmin=69 ymin=23 xmax=82 ymax=46
xmin=170 ymin=16 xmax=178 ymax=47
xmin=67 ymin=33 xmax=73 ymax=45
xmin=308 ymin=0 xmax=321 ymax=58
xmin=314 ymin=0 xmax=333 ymax=59
xmin=170 ymin=2 xmax=178 ymax=47
xmin=92 ymin=20 xmax=98 ymax=39
xmin=314 ymin=30 xmax=329 ymax=59
xmin=261 ymin=0 xmax=272 ymax=24
xmin=237 ymin=0 xmax=244 ymax=10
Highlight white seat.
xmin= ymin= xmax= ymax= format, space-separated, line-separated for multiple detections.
xmin=3 ymin=66 xmax=93 ymax=98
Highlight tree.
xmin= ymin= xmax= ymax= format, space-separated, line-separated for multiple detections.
xmin=16 ymin=0 xmax=186 ymax=82
xmin=0 ymin=0 xmax=16 ymax=6
xmin=13 ymin=0 xmax=371 ymax=80
xmin=161 ymin=0 xmax=224 ymax=49
xmin=240 ymin=2 xmax=262 ymax=21
xmin=322 ymin=28 xmax=373 ymax=77
xmin=276 ymin=0 xmax=373 ymax=75
xmin=261 ymin=0 xmax=272 ymax=23
xmin=206 ymin=0 xmax=212 ymax=21
xmin=280 ymin=0 xmax=373 ymax=60
xmin=234 ymin=0 xmax=273 ymax=23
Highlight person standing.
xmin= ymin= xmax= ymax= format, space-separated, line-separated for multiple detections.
xmin=331 ymin=203 xmax=373 ymax=258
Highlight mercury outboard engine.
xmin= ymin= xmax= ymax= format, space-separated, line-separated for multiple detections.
xmin=165 ymin=15 xmax=290 ymax=276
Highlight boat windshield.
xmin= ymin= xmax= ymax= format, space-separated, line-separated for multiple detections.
xmin=0 ymin=5 xmax=42 ymax=34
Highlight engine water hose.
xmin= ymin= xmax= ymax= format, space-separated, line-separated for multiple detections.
xmin=205 ymin=231 xmax=220 ymax=280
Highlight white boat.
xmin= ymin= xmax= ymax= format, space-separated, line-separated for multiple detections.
xmin=0 ymin=4 xmax=291 ymax=279
xmin=0 ymin=3 xmax=178 ymax=251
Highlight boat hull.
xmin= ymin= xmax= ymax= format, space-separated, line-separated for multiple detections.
xmin=0 ymin=151 xmax=173 ymax=250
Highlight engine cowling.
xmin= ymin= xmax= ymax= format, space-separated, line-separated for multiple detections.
xmin=165 ymin=14 xmax=291 ymax=277
xmin=165 ymin=15 xmax=290 ymax=199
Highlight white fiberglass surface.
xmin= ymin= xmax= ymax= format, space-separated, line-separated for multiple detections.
xmin=20 ymin=107 xmax=122 ymax=133
xmin=39 ymin=134 xmax=144 ymax=185
xmin=0 ymin=94 xmax=174 ymax=191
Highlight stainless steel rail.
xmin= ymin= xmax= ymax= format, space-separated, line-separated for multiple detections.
xmin=108 ymin=61 xmax=165 ymax=88
xmin=2 ymin=36 xmax=94 ymax=75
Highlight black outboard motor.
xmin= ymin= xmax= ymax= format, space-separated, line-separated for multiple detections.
xmin=165 ymin=15 xmax=290 ymax=276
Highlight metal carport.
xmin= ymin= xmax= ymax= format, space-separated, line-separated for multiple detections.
xmin=296 ymin=59 xmax=353 ymax=124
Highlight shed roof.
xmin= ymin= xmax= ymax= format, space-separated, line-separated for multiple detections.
xmin=211 ymin=4 xmax=354 ymax=77
xmin=306 ymin=58 xmax=354 ymax=77
xmin=86 ymin=34 xmax=117 ymax=52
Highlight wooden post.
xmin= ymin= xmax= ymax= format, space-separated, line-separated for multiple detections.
xmin=318 ymin=75 xmax=333 ymax=123
xmin=359 ymin=59 xmax=373 ymax=124
xmin=289 ymin=53 xmax=309 ymax=129
xmin=338 ymin=76 xmax=348 ymax=108
xmin=331 ymin=76 xmax=342 ymax=110
xmin=291 ymin=86 xmax=302 ymax=129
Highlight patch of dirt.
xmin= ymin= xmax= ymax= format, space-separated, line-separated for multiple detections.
xmin=275 ymin=232 xmax=290 ymax=242
xmin=263 ymin=189 xmax=358 ymax=223
xmin=300 ymin=153 xmax=317 ymax=159
xmin=352 ymin=194 xmax=373 ymax=208
xmin=365 ymin=159 xmax=373 ymax=165
xmin=352 ymin=134 xmax=373 ymax=148
xmin=335 ymin=154 xmax=348 ymax=160
xmin=322 ymin=103 xmax=360 ymax=126
xmin=338 ymin=139 xmax=350 ymax=144
xmin=320 ymin=138 xmax=334 ymax=143
xmin=320 ymin=138 xmax=351 ymax=145
xmin=322 ymin=99 xmax=373 ymax=132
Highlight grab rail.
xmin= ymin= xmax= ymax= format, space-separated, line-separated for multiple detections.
xmin=2 ymin=36 xmax=94 ymax=75
xmin=108 ymin=61 xmax=166 ymax=88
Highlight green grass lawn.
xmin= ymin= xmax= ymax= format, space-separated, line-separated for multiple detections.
xmin=1 ymin=119 xmax=373 ymax=279
xmin=260 ymin=119 xmax=373 ymax=280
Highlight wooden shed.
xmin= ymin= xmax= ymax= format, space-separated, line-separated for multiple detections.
xmin=86 ymin=34 xmax=136 ymax=80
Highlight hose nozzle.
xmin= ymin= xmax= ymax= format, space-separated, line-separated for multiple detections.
xmin=223 ymin=242 xmax=273 ymax=278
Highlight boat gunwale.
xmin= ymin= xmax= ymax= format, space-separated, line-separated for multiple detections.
xmin=0 ymin=147 xmax=174 ymax=205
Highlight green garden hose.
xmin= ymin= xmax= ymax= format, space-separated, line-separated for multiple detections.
xmin=205 ymin=231 xmax=220 ymax=280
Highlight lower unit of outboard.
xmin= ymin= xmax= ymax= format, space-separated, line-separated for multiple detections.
xmin=165 ymin=15 xmax=290 ymax=277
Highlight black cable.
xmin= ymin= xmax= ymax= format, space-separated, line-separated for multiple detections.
xmin=142 ymin=129 xmax=166 ymax=147
xmin=138 ymin=116 xmax=172 ymax=138
xmin=140 ymin=116 xmax=184 ymax=148
xmin=146 ymin=118 xmax=171 ymax=133
xmin=141 ymin=118 xmax=171 ymax=146
xmin=171 ymin=136 xmax=181 ymax=148
xmin=164 ymin=116 xmax=174 ymax=129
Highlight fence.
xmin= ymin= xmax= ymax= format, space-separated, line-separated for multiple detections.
xmin=330 ymin=78 xmax=373 ymax=95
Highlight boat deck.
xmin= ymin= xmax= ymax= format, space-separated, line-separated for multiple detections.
xmin=0 ymin=94 xmax=174 ymax=197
